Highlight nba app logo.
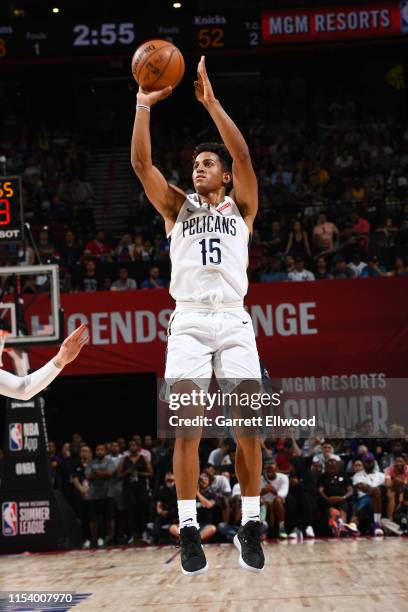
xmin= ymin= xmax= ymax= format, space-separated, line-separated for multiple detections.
xmin=2 ymin=502 xmax=18 ymax=536
xmin=9 ymin=423 xmax=23 ymax=451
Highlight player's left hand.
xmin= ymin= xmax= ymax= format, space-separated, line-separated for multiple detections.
xmin=54 ymin=323 xmax=89 ymax=368
xmin=194 ymin=56 xmax=216 ymax=106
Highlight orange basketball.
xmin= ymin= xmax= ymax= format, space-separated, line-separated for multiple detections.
xmin=131 ymin=39 xmax=185 ymax=92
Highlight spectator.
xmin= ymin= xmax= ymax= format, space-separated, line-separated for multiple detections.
xmin=288 ymin=256 xmax=315 ymax=282
xmin=361 ymin=255 xmax=387 ymax=277
xmin=85 ymin=444 xmax=115 ymax=547
xmin=106 ymin=441 xmax=125 ymax=544
xmin=376 ymin=217 xmax=399 ymax=268
xmin=271 ymin=163 xmax=292 ymax=186
xmin=208 ymin=438 xmax=234 ymax=468
xmin=38 ymin=230 xmax=59 ymax=263
xmin=78 ymin=260 xmax=99 ymax=292
xmin=318 ymin=457 xmax=355 ymax=536
xmin=313 ymin=213 xmax=339 ymax=253
xmin=111 ymin=268 xmax=137 ymax=291
xmin=384 ymin=454 xmax=408 ymax=520
xmin=60 ymin=230 xmax=82 ymax=266
xmin=260 ymin=257 xmax=288 ymax=282
xmin=331 ymin=256 xmax=355 ymax=279
xmin=140 ymin=266 xmax=166 ymax=289
xmin=48 ymin=440 xmax=62 ymax=488
xmin=71 ymin=445 xmax=92 ymax=547
xmin=131 ymin=434 xmax=152 ymax=464
xmin=260 ymin=459 xmax=289 ymax=539
xmin=394 ymin=485 xmax=408 ymax=533
xmin=351 ymin=211 xmax=370 ymax=252
xmin=347 ymin=251 xmax=367 ymax=277
xmin=387 ymin=255 xmax=408 ymax=277
xmin=315 ymin=256 xmax=332 ymax=280
xmin=285 ymin=221 xmax=312 ymax=259
xmin=114 ymin=234 xmax=136 ymax=262
xmin=153 ymin=471 xmax=178 ymax=544
xmin=218 ymin=493 xmax=242 ymax=542
xmin=351 ymin=453 xmax=385 ymax=536
xmin=84 ymin=230 xmax=112 ymax=262
xmin=263 ymin=220 xmax=285 ymax=256
xmin=171 ymin=472 xmax=217 ymax=542
xmin=118 ymin=440 xmax=152 ymax=544
xmin=286 ymin=457 xmax=316 ymax=539
xmin=313 ymin=442 xmax=341 ymax=469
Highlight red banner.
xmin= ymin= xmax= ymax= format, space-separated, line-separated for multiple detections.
xmin=15 ymin=277 xmax=408 ymax=379
xmin=262 ymin=3 xmax=403 ymax=44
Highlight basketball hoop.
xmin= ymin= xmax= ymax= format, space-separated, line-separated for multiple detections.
xmin=0 ymin=328 xmax=9 ymax=367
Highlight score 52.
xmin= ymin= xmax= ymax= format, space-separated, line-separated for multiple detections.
xmin=197 ymin=27 xmax=224 ymax=48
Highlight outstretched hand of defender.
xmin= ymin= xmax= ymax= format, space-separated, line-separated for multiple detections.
xmin=54 ymin=324 xmax=89 ymax=368
xmin=194 ymin=56 xmax=216 ymax=106
xmin=136 ymin=86 xmax=173 ymax=108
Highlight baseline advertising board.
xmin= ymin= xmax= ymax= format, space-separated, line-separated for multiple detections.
xmin=262 ymin=2 xmax=406 ymax=44
xmin=16 ymin=277 xmax=408 ymax=378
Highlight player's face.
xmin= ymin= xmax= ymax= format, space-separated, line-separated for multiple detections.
xmin=192 ymin=152 xmax=230 ymax=195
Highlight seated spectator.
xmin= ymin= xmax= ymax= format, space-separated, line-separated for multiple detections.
xmin=285 ymin=221 xmax=312 ymax=260
xmin=271 ymin=163 xmax=292 ymax=186
xmin=85 ymin=444 xmax=115 ymax=547
xmin=387 ymin=255 xmax=408 ymax=276
xmin=140 ymin=266 xmax=166 ymax=289
xmin=318 ymin=457 xmax=355 ymax=536
xmin=313 ymin=213 xmax=339 ymax=253
xmin=313 ymin=442 xmax=341 ymax=470
xmin=384 ymin=454 xmax=408 ymax=520
xmin=38 ymin=230 xmax=60 ymax=263
xmin=140 ymin=239 xmax=153 ymax=262
xmin=331 ymin=256 xmax=355 ymax=279
xmin=114 ymin=234 xmax=136 ymax=262
xmin=263 ymin=220 xmax=285 ymax=256
xmin=288 ymin=256 xmax=315 ymax=281
xmin=78 ymin=260 xmax=99 ymax=292
xmin=170 ymin=472 xmax=217 ymax=542
xmin=204 ymin=463 xmax=231 ymax=523
xmin=347 ymin=251 xmax=367 ymax=277
xmin=351 ymin=453 xmax=385 ymax=536
xmin=260 ymin=459 xmax=289 ymax=539
xmin=286 ymin=457 xmax=316 ymax=538
xmin=394 ymin=485 xmax=408 ymax=533
xmin=218 ymin=493 xmax=242 ymax=542
xmin=315 ymin=256 xmax=332 ymax=280
xmin=284 ymin=254 xmax=295 ymax=275
xmin=84 ymin=230 xmax=112 ymax=262
xmin=60 ymin=230 xmax=82 ymax=266
xmin=111 ymin=268 xmax=137 ymax=291
xmin=361 ymin=255 xmax=387 ymax=277
xmin=208 ymin=438 xmax=234 ymax=468
xmin=153 ymin=471 xmax=178 ymax=544
xmin=260 ymin=257 xmax=288 ymax=283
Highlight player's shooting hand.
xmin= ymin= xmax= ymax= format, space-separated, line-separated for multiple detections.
xmin=137 ymin=86 xmax=172 ymax=108
xmin=194 ymin=56 xmax=216 ymax=106
xmin=53 ymin=323 xmax=89 ymax=368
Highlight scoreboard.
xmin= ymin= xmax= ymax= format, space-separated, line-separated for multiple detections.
xmin=0 ymin=14 xmax=262 ymax=63
xmin=0 ymin=177 xmax=24 ymax=243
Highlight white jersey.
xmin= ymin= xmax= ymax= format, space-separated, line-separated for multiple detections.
xmin=168 ymin=194 xmax=250 ymax=306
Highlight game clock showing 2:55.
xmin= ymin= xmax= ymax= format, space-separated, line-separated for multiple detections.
xmin=0 ymin=177 xmax=24 ymax=243
xmin=73 ymin=22 xmax=135 ymax=48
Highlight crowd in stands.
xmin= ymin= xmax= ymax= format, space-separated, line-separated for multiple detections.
xmin=47 ymin=429 xmax=408 ymax=549
xmin=1 ymin=93 xmax=408 ymax=293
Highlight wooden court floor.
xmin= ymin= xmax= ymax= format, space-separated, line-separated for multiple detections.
xmin=0 ymin=538 xmax=407 ymax=611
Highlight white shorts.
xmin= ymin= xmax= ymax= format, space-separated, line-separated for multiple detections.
xmin=164 ymin=305 xmax=261 ymax=382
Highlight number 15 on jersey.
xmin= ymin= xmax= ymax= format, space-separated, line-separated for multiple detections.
xmin=199 ymin=238 xmax=221 ymax=265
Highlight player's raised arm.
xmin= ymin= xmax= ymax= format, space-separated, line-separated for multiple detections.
xmin=131 ymin=87 xmax=186 ymax=223
xmin=194 ymin=56 xmax=258 ymax=224
xmin=0 ymin=324 xmax=88 ymax=401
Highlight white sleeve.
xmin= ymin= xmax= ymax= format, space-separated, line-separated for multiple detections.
xmin=0 ymin=360 xmax=61 ymax=401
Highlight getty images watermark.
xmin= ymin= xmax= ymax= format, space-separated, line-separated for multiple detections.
xmin=157 ymin=376 xmax=408 ymax=438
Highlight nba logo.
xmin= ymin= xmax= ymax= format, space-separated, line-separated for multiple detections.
xmin=9 ymin=423 xmax=23 ymax=451
xmin=2 ymin=502 xmax=18 ymax=536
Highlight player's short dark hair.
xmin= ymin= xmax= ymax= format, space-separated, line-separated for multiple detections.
xmin=193 ymin=142 xmax=232 ymax=173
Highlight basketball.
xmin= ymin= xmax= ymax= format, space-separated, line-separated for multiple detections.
xmin=131 ymin=39 xmax=185 ymax=92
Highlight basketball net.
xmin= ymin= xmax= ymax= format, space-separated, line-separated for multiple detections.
xmin=0 ymin=329 xmax=9 ymax=367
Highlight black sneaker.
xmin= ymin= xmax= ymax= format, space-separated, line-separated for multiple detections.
xmin=179 ymin=526 xmax=208 ymax=576
xmin=233 ymin=521 xmax=265 ymax=573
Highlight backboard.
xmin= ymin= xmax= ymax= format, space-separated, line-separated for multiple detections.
xmin=0 ymin=264 xmax=62 ymax=346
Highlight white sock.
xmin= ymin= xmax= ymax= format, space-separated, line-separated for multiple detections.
xmin=241 ymin=496 xmax=260 ymax=525
xmin=178 ymin=499 xmax=199 ymax=529
xmin=374 ymin=513 xmax=381 ymax=524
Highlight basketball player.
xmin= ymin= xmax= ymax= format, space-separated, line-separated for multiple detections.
xmin=132 ymin=57 xmax=264 ymax=575
xmin=0 ymin=324 xmax=87 ymax=399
